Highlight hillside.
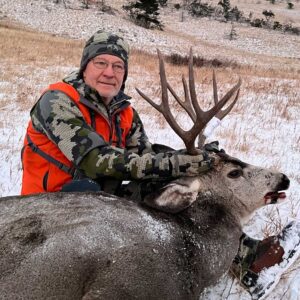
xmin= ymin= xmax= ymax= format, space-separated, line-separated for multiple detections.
xmin=0 ymin=0 xmax=300 ymax=71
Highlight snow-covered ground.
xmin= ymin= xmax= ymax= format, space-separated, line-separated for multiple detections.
xmin=0 ymin=0 xmax=299 ymax=299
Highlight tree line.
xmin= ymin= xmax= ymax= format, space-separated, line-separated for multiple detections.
xmin=52 ymin=0 xmax=299 ymax=36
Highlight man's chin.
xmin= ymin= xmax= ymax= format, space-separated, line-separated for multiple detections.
xmin=96 ymin=89 xmax=116 ymax=104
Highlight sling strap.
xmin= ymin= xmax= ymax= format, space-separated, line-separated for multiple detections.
xmin=115 ymin=114 xmax=122 ymax=148
xmin=26 ymin=134 xmax=76 ymax=176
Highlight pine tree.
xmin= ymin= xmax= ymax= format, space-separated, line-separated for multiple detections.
xmin=218 ymin=0 xmax=231 ymax=20
xmin=123 ymin=0 xmax=164 ymax=30
xmin=262 ymin=9 xmax=275 ymax=25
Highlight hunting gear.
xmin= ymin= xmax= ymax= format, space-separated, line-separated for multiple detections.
xmin=230 ymin=221 xmax=300 ymax=299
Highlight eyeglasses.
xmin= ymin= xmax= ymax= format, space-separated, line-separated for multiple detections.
xmin=92 ymin=58 xmax=125 ymax=74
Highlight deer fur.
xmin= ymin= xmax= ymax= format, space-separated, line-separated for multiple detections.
xmin=0 ymin=153 xmax=289 ymax=300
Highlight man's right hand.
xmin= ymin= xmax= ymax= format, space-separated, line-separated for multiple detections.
xmin=170 ymin=150 xmax=213 ymax=177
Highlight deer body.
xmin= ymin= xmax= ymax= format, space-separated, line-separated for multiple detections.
xmin=0 ymin=191 xmax=240 ymax=300
xmin=0 ymin=157 xmax=289 ymax=300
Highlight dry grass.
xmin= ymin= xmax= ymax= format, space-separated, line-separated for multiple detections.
xmin=0 ymin=21 xmax=83 ymax=66
xmin=261 ymin=206 xmax=286 ymax=237
xmin=0 ymin=21 xmax=83 ymax=112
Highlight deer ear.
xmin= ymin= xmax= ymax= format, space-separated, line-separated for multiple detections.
xmin=143 ymin=178 xmax=200 ymax=214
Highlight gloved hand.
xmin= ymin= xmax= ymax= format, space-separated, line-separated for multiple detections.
xmin=170 ymin=150 xmax=213 ymax=177
xmin=204 ymin=140 xmax=220 ymax=152
xmin=204 ymin=140 xmax=226 ymax=154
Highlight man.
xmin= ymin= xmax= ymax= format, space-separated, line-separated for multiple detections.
xmin=21 ymin=30 xmax=212 ymax=196
xmin=21 ymin=30 xmax=297 ymax=298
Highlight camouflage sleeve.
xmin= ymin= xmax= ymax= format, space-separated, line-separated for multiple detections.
xmin=79 ymin=146 xmax=212 ymax=181
xmin=125 ymin=108 xmax=153 ymax=155
xmin=30 ymin=90 xmax=107 ymax=164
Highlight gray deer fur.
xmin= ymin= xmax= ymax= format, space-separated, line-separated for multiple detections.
xmin=0 ymin=153 xmax=289 ymax=300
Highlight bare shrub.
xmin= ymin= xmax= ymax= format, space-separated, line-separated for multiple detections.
xmin=262 ymin=206 xmax=285 ymax=237
xmin=166 ymin=52 xmax=239 ymax=69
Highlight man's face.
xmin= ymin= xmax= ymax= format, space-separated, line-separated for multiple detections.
xmin=83 ymin=54 xmax=125 ymax=105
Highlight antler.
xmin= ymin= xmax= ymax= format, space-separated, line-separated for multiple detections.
xmin=136 ymin=48 xmax=241 ymax=155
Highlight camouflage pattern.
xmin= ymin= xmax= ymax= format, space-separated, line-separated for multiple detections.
xmin=79 ymin=147 xmax=212 ymax=181
xmin=230 ymin=233 xmax=260 ymax=289
xmin=30 ymin=70 xmax=213 ymax=185
xmin=31 ymin=79 xmax=108 ymax=164
xmin=79 ymin=30 xmax=130 ymax=78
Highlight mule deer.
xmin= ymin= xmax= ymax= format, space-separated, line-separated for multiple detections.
xmin=0 ymin=49 xmax=289 ymax=300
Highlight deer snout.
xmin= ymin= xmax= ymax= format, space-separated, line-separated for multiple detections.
xmin=279 ymin=173 xmax=290 ymax=190
xmin=264 ymin=173 xmax=290 ymax=205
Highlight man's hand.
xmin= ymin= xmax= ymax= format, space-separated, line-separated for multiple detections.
xmin=170 ymin=150 xmax=212 ymax=177
xmin=204 ymin=141 xmax=222 ymax=153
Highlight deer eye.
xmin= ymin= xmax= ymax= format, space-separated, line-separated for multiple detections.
xmin=227 ymin=169 xmax=243 ymax=178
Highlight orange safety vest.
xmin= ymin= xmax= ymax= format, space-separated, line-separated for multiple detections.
xmin=21 ymin=82 xmax=133 ymax=195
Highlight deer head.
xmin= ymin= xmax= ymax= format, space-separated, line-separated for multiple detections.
xmin=135 ymin=49 xmax=289 ymax=218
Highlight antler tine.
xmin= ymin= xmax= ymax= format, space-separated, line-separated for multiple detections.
xmin=197 ymin=76 xmax=241 ymax=148
xmin=212 ymin=70 xmax=241 ymax=120
xmin=216 ymin=88 xmax=240 ymax=120
xmin=213 ymin=70 xmax=218 ymax=105
xmin=167 ymin=77 xmax=196 ymax=122
xmin=136 ymin=49 xmax=195 ymax=152
xmin=156 ymin=49 xmax=191 ymax=141
xmin=188 ymin=47 xmax=203 ymax=116
xmin=135 ymin=88 xmax=161 ymax=111
xmin=205 ymin=77 xmax=242 ymax=123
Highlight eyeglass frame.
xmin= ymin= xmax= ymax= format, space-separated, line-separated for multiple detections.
xmin=91 ymin=57 xmax=126 ymax=74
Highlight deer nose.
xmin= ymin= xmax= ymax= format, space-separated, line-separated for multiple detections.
xmin=280 ymin=173 xmax=290 ymax=189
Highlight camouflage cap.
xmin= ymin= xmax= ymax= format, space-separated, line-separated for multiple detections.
xmin=79 ymin=30 xmax=130 ymax=89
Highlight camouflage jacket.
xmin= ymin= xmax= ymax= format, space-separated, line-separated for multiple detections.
xmin=30 ymin=71 xmax=211 ymax=182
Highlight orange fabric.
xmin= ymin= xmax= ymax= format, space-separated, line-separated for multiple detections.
xmin=21 ymin=82 xmax=133 ymax=195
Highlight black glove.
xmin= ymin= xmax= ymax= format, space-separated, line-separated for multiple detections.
xmin=152 ymin=143 xmax=175 ymax=154
xmin=204 ymin=141 xmax=225 ymax=153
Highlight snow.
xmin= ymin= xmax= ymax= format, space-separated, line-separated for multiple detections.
xmin=0 ymin=0 xmax=299 ymax=299
xmin=245 ymin=222 xmax=300 ymax=299
xmin=139 ymin=210 xmax=172 ymax=243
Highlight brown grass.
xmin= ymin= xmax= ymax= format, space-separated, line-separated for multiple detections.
xmin=0 ymin=21 xmax=83 ymax=66
xmin=261 ymin=206 xmax=285 ymax=237
xmin=0 ymin=21 xmax=83 ymax=111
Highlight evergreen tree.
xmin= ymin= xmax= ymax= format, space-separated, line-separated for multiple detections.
xmin=262 ymin=9 xmax=275 ymax=23
xmin=187 ymin=0 xmax=215 ymax=18
xmin=157 ymin=0 xmax=168 ymax=7
xmin=218 ymin=0 xmax=231 ymax=20
xmin=123 ymin=0 xmax=164 ymax=30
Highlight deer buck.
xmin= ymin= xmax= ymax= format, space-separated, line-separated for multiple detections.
xmin=0 ymin=49 xmax=289 ymax=300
